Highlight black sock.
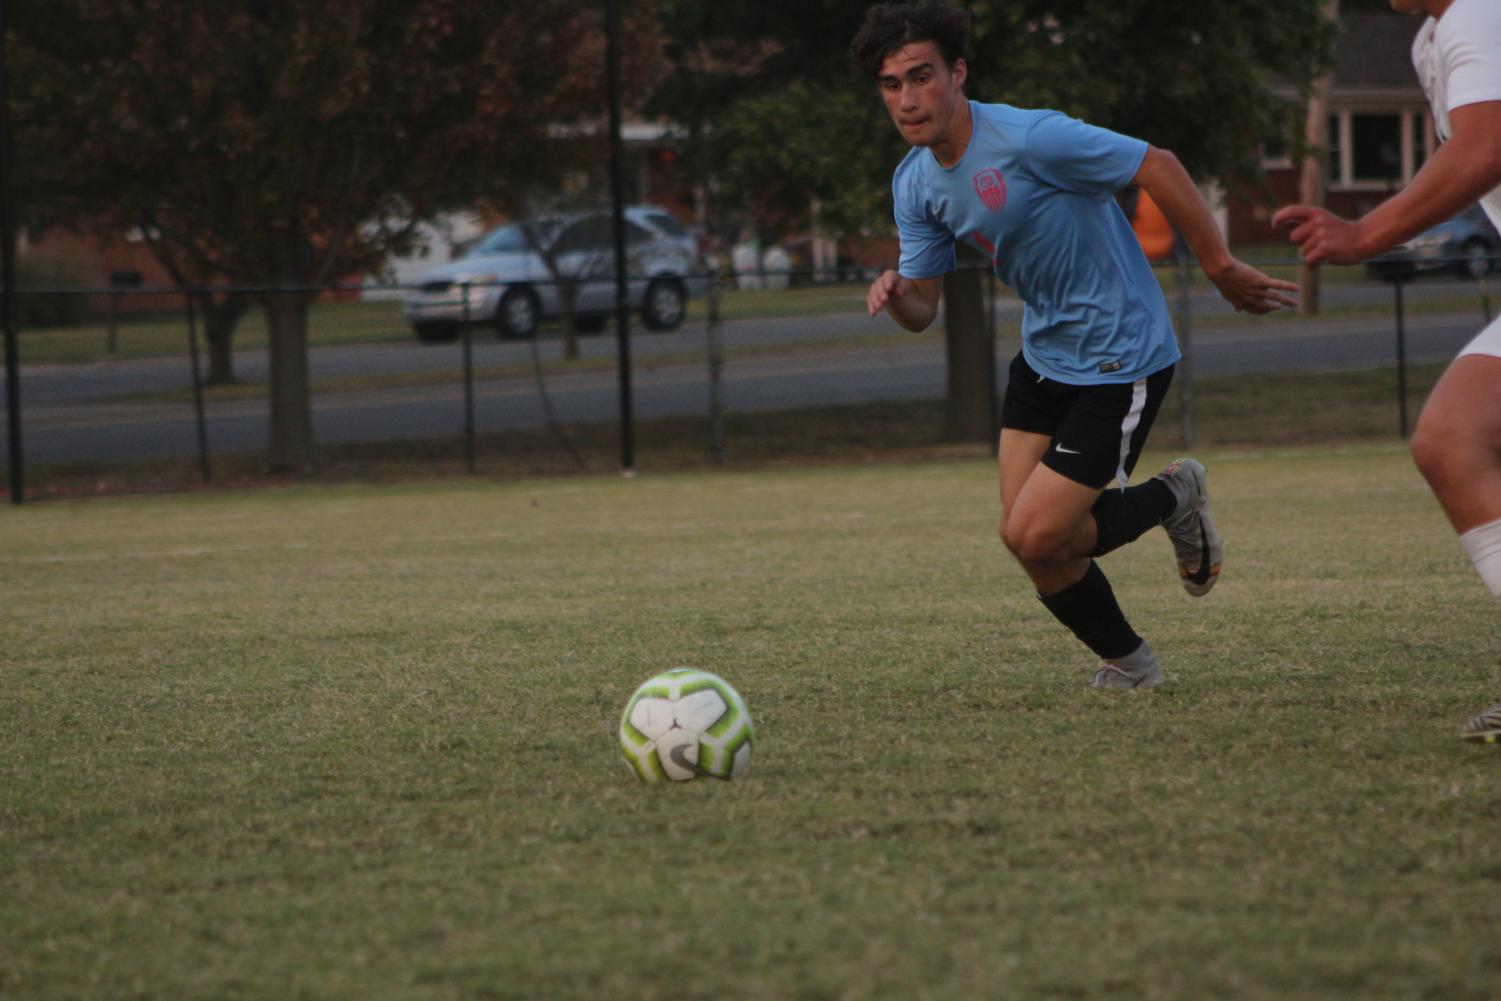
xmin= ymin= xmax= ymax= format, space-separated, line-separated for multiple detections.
xmin=1090 ymin=479 xmax=1175 ymax=557
xmin=1037 ymin=560 xmax=1142 ymax=661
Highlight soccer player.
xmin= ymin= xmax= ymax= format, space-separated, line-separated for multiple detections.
xmin=1274 ymin=0 xmax=1501 ymax=743
xmin=853 ymin=1 xmax=1299 ymax=688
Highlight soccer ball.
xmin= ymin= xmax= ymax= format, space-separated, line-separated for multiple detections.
xmin=619 ymin=668 xmax=754 ymax=782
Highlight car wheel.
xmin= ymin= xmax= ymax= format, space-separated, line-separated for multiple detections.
xmin=1461 ymin=238 xmax=1493 ymax=280
xmin=497 ymin=287 xmax=540 ymax=339
xmin=641 ymin=278 xmax=686 ymax=331
xmin=413 ymin=321 xmax=459 ymax=344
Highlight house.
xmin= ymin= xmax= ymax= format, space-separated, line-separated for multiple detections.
xmin=1227 ymin=10 xmax=1431 ymax=246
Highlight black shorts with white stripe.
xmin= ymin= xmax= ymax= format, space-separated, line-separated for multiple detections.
xmin=1000 ymin=351 xmax=1174 ymax=489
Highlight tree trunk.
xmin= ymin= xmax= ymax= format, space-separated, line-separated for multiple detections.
xmin=261 ymin=290 xmax=316 ymax=471
xmin=1298 ymin=0 xmax=1339 ymax=317
xmin=559 ymin=280 xmax=581 ymax=361
xmin=942 ymin=264 xmax=996 ymax=442
xmin=202 ymin=292 xmax=250 ymax=385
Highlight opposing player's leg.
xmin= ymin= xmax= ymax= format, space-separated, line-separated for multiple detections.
xmin=1410 ymin=323 xmax=1501 ymax=743
xmin=1411 ymin=353 xmax=1501 ymax=543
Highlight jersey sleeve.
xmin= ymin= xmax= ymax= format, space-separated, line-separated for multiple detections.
xmin=1439 ymin=2 xmax=1501 ymax=111
xmin=1023 ymin=111 xmax=1148 ymax=198
xmin=893 ymin=169 xmax=956 ymax=279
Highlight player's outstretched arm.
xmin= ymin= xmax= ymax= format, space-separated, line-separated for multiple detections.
xmin=866 ymin=270 xmax=943 ymax=331
xmin=1133 ymin=146 xmax=1299 ymax=315
xmin=1274 ymin=101 xmax=1501 ymax=265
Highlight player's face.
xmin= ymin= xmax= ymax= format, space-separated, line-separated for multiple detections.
xmin=876 ymin=42 xmax=968 ymax=149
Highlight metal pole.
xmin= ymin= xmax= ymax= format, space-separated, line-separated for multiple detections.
xmin=107 ymin=292 xmax=120 ymax=353
xmin=986 ymin=269 xmax=999 ymax=455
xmin=461 ymin=282 xmax=475 ymax=473
xmin=1394 ymin=280 xmax=1409 ymax=439
xmin=707 ymin=267 xmax=724 ymax=463
xmin=1 ymin=0 xmax=24 ymax=505
xmin=1174 ymin=255 xmax=1195 ymax=449
xmin=605 ymin=0 xmax=634 ymax=476
xmin=184 ymin=293 xmax=212 ymax=485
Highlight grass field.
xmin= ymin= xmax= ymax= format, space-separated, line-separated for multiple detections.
xmin=4 ymin=445 xmax=1500 ymax=999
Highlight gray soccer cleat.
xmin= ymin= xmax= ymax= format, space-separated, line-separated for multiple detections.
xmin=1089 ymin=641 xmax=1166 ymax=690
xmin=1460 ymin=701 xmax=1501 ymax=744
xmin=1156 ymin=457 xmax=1222 ymax=597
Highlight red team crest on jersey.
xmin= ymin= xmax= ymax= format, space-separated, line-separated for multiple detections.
xmin=973 ymin=168 xmax=1007 ymax=212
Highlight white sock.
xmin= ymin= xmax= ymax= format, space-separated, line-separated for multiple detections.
xmin=1459 ymin=517 xmax=1501 ymax=599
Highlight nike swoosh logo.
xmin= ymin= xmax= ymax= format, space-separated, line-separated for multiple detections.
xmin=1054 ymin=444 xmax=1082 ymax=455
xmin=667 ymin=743 xmax=698 ymax=773
xmin=1186 ymin=523 xmax=1213 ymax=586
xmin=666 ymin=741 xmax=729 ymax=780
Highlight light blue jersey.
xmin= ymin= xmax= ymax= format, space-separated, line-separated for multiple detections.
xmin=894 ymin=101 xmax=1180 ymax=385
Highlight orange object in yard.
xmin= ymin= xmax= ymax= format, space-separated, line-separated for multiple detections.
xmin=1131 ymin=188 xmax=1175 ymax=261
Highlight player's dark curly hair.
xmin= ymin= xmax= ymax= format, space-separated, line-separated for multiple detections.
xmin=849 ymin=1 xmax=972 ymax=81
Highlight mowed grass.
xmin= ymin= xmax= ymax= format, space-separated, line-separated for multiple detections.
xmin=3 ymin=446 xmax=1500 ymax=1000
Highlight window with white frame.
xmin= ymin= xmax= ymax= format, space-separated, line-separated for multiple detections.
xmin=1324 ymin=108 xmax=1432 ymax=190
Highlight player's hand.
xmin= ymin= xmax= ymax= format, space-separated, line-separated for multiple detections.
xmin=1207 ymin=258 xmax=1300 ymax=315
xmin=1272 ymin=204 xmax=1367 ymax=266
xmin=866 ymin=269 xmax=911 ymax=316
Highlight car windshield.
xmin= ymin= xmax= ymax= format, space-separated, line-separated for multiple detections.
xmin=641 ymin=212 xmax=690 ymax=238
xmin=468 ymin=221 xmax=556 ymax=256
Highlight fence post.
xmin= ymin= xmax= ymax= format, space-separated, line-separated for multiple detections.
xmin=1174 ymin=254 xmax=1195 ymax=449
xmin=707 ymin=267 xmax=724 ymax=464
xmin=107 ymin=291 xmax=120 ymax=353
xmin=1394 ymin=279 xmax=1409 ymax=439
xmin=461 ymin=282 xmax=475 ymax=473
xmin=184 ymin=292 xmax=211 ymax=485
xmin=0 ymin=1 xmax=23 ymax=505
xmin=986 ymin=269 xmax=999 ymax=455
xmin=105 ymin=270 xmax=142 ymax=354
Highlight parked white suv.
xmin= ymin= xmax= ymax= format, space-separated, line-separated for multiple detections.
xmin=402 ymin=206 xmax=709 ymax=341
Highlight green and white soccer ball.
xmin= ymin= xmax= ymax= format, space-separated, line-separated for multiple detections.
xmin=619 ymin=668 xmax=754 ymax=782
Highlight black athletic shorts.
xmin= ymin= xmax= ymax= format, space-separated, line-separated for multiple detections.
xmin=1000 ymin=351 xmax=1174 ymax=489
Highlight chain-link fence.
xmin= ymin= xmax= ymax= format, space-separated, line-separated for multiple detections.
xmin=1 ymin=256 xmax=1496 ymax=497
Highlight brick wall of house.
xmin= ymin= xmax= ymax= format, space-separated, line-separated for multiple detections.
xmin=1227 ymin=167 xmax=1400 ymax=247
xmin=21 ymin=230 xmax=183 ymax=313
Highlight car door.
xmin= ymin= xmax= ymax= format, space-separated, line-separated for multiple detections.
xmin=550 ymin=215 xmax=620 ymax=315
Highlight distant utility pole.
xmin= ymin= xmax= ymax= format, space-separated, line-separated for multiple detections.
xmin=1298 ymin=0 xmax=1338 ymax=318
xmin=605 ymin=0 xmax=635 ymax=476
xmin=1 ymin=0 xmax=25 ymax=504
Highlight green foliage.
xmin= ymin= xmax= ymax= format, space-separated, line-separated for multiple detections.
xmin=12 ymin=255 xmax=95 ymax=329
xmin=7 ymin=0 xmax=664 ymax=466
xmin=964 ymin=0 xmax=1338 ymax=183
xmin=709 ymin=86 xmax=909 ymax=240
xmin=8 ymin=0 xmax=655 ymax=286
xmin=654 ymin=0 xmax=1338 ymax=236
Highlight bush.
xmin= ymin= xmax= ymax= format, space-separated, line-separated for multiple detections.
xmin=14 ymin=255 xmax=95 ymax=328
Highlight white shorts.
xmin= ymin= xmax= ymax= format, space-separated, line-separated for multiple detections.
xmin=1458 ymin=311 xmax=1501 ymax=359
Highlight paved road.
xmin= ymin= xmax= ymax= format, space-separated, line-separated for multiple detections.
xmin=4 ymin=279 xmax=1495 ymax=464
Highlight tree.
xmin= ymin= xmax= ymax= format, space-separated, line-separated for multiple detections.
xmin=1299 ymin=0 xmax=1340 ymax=317
xmin=652 ymin=0 xmax=1338 ymax=439
xmin=10 ymin=0 xmax=661 ymax=469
